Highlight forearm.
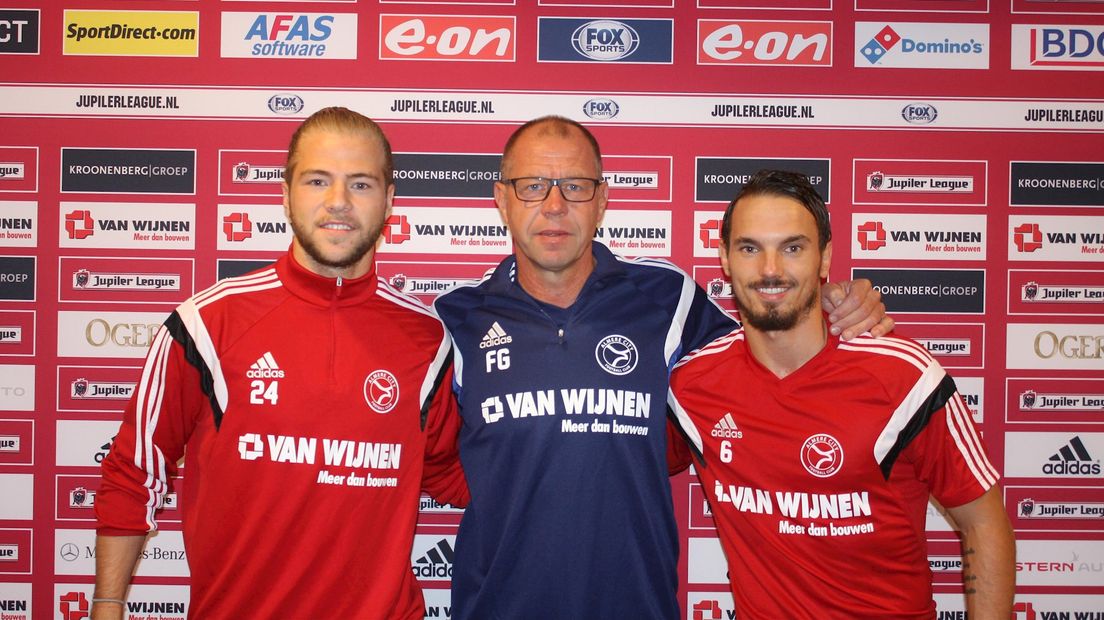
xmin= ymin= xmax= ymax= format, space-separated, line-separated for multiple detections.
xmin=949 ymin=488 xmax=1016 ymax=620
xmin=92 ymin=534 xmax=146 ymax=620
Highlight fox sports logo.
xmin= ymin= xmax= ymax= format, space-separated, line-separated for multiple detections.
xmin=583 ymin=98 xmax=620 ymax=119
xmin=901 ymin=103 xmax=937 ymax=124
xmin=571 ymin=20 xmax=640 ymax=61
xmin=268 ymin=94 xmax=304 ymax=115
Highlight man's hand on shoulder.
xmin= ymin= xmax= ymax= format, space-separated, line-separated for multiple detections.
xmin=822 ymin=279 xmax=894 ymax=340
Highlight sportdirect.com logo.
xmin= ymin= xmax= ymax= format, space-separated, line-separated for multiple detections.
xmin=64 ymin=10 xmax=199 ymax=56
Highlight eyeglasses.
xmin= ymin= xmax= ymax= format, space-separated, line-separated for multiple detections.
xmin=501 ymin=177 xmax=604 ymax=202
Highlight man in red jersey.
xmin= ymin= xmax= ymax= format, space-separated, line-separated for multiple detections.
xmin=93 ymin=107 xmax=467 ymax=619
xmin=670 ymin=169 xmax=1014 ymax=619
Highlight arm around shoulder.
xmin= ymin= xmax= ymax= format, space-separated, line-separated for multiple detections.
xmin=945 ymin=485 xmax=1016 ymax=620
xmin=821 ymin=279 xmax=894 ymax=339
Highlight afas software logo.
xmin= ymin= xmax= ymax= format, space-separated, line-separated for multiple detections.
xmin=221 ymin=12 xmax=358 ymax=59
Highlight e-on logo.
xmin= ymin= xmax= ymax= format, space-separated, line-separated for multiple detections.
xmin=571 ymin=20 xmax=639 ymax=61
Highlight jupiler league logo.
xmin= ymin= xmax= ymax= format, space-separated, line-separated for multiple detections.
xmin=1023 ymin=281 xmax=1039 ymax=301
xmin=1020 ymin=390 xmax=1036 ymax=409
xmin=868 ymin=171 xmax=884 ymax=190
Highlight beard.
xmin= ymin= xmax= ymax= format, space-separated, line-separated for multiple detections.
xmin=290 ymin=217 xmax=383 ymax=271
xmin=736 ymin=277 xmax=819 ymax=332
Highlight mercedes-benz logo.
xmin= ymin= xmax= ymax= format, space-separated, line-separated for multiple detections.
xmin=60 ymin=542 xmax=80 ymax=562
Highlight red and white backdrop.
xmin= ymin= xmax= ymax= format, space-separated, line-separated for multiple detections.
xmin=0 ymin=0 xmax=1102 ymax=617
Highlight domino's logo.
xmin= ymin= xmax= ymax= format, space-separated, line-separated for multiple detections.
xmin=860 ymin=25 xmax=901 ymax=64
xmin=856 ymin=22 xmax=989 ymax=70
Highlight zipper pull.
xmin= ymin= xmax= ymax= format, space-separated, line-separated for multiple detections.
xmin=558 ymin=327 xmax=564 ymax=343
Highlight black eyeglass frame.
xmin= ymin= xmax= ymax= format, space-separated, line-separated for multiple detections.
xmin=499 ymin=176 xmax=606 ymax=202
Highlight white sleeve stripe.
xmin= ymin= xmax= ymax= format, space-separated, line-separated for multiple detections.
xmin=838 ymin=336 xmax=934 ymax=367
xmin=193 ymin=269 xmax=278 ymax=305
xmin=854 ymin=334 xmax=934 ymax=361
xmin=945 ymin=399 xmax=992 ymax=488
xmin=946 ymin=394 xmax=999 ymax=487
xmin=376 ymin=285 xmax=436 ymax=318
xmin=674 ymin=330 xmax=743 ymax=369
xmin=431 ymin=269 xmax=495 ymax=305
xmin=614 ymin=254 xmax=669 ymax=269
xmin=956 ymin=394 xmax=999 ymax=481
xmin=133 ymin=327 xmax=172 ymax=531
xmin=144 ymin=329 xmax=170 ymax=483
xmin=665 ymin=273 xmax=698 ymax=368
xmin=420 ymin=331 xmax=453 ymax=415
xmin=447 ymin=326 xmax=465 ymax=390
xmin=873 ymin=362 xmax=947 ymax=463
xmin=196 ymin=279 xmax=282 ymax=309
xmin=840 ymin=341 xmax=929 ymax=373
xmin=175 ymin=298 xmax=229 ymax=414
xmin=134 ymin=327 xmax=170 ymax=470
xmin=668 ymin=388 xmax=704 ymax=455
xmin=614 ymin=256 xmax=737 ymax=329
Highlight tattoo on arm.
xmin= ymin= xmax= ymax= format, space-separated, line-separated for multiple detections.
xmin=961 ymin=546 xmax=977 ymax=594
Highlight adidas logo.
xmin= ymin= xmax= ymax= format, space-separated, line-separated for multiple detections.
xmin=246 ymin=352 xmax=285 ymax=379
xmin=479 ymin=321 xmax=513 ymax=349
xmin=1042 ymin=436 xmax=1101 ymax=476
xmin=711 ymin=413 xmax=743 ymax=439
xmin=412 ymin=538 xmax=454 ymax=579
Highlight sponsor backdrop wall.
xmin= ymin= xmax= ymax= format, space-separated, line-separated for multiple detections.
xmin=0 ymin=0 xmax=1102 ymax=618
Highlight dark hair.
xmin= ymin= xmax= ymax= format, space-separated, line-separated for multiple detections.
xmin=720 ymin=169 xmax=831 ymax=250
xmin=285 ymin=106 xmax=394 ymax=185
xmin=500 ymin=115 xmax=602 ymax=177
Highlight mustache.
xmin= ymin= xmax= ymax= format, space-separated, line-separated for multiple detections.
xmin=750 ymin=277 xmax=793 ymax=289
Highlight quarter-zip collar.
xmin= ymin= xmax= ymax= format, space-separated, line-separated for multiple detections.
xmin=276 ymin=247 xmax=380 ymax=307
xmin=490 ymin=241 xmax=624 ymax=307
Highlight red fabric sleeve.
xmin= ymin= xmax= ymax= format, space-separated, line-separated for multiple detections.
xmin=904 ymin=390 xmax=998 ymax=509
xmin=420 ymin=365 xmax=469 ymax=508
xmin=95 ymin=326 xmax=204 ymax=535
xmin=665 ymin=419 xmax=693 ymax=476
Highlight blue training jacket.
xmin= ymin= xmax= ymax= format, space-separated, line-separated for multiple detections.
xmin=434 ymin=241 xmax=736 ymax=620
